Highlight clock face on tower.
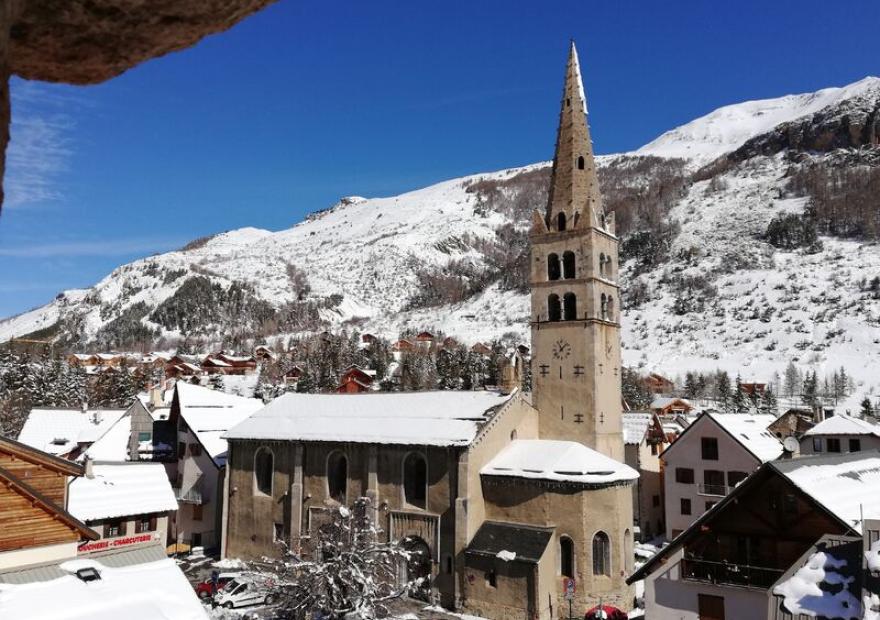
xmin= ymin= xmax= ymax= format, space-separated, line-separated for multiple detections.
xmin=552 ymin=339 xmax=571 ymax=360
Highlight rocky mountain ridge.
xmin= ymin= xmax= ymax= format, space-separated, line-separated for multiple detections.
xmin=3 ymin=76 xmax=880 ymax=405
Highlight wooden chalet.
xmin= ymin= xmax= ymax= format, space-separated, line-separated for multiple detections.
xmin=253 ymin=345 xmax=276 ymax=362
xmin=361 ymin=333 xmax=378 ymax=345
xmin=740 ymin=382 xmax=767 ymax=397
xmin=283 ymin=364 xmax=305 ymax=386
xmin=393 ymin=338 xmax=415 ymax=352
xmin=336 ymin=365 xmax=376 ymax=393
xmin=415 ymin=331 xmax=436 ymax=344
xmin=0 ymin=436 xmax=99 ymax=561
xmin=641 ymin=372 xmax=675 ymax=396
xmin=216 ymin=352 xmax=258 ymax=375
xmin=470 ymin=342 xmax=493 ymax=356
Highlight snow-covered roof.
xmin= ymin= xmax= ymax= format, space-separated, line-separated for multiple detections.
xmin=225 ymin=390 xmax=513 ymax=447
xmin=622 ymin=413 xmax=653 ymax=445
xmin=708 ymin=412 xmax=783 ymax=462
xmin=176 ymin=382 xmax=263 ymax=464
xmin=774 ymin=451 xmax=880 ymax=532
xmin=17 ymin=409 xmax=127 ymax=456
xmin=68 ymin=462 xmax=177 ymax=522
xmin=80 ymin=414 xmax=133 ymax=462
xmin=803 ymin=413 xmax=880 ymax=438
xmin=650 ymin=397 xmax=692 ymax=410
xmin=772 ymin=548 xmax=861 ymax=619
xmin=0 ymin=545 xmax=207 ymax=620
xmin=481 ymin=439 xmax=638 ymax=485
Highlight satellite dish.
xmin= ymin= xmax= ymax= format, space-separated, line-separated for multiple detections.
xmin=783 ymin=436 xmax=799 ymax=453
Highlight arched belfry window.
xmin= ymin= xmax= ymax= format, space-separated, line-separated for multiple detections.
xmin=562 ymin=251 xmax=576 ymax=280
xmin=592 ymin=531 xmax=610 ymax=576
xmin=605 ymin=256 xmax=613 ymax=278
xmin=600 ymin=293 xmax=608 ymax=320
xmin=557 ymin=212 xmax=567 ymax=232
xmin=560 ymin=536 xmax=574 ymax=578
xmin=577 ymin=156 xmax=585 ymax=170
xmin=254 ymin=447 xmax=274 ymax=496
xmin=327 ymin=451 xmax=348 ymax=504
xmin=563 ymin=293 xmax=577 ymax=321
xmin=547 ymin=253 xmax=561 ymax=281
xmin=548 ymin=294 xmax=561 ymax=322
xmin=607 ymin=296 xmax=615 ymax=322
xmin=403 ymin=452 xmax=427 ymax=509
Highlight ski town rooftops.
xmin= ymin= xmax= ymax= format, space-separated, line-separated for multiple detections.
xmin=0 ymin=542 xmax=207 ymax=620
xmin=224 ymin=389 xmax=514 ymax=446
xmin=481 ymin=439 xmax=639 ymax=485
xmin=622 ymin=412 xmax=653 ymax=445
xmin=67 ymin=462 xmax=177 ymax=523
xmin=803 ymin=412 xmax=880 ymax=437
xmin=17 ymin=408 xmax=127 ymax=457
xmin=174 ymin=381 xmax=263 ymax=465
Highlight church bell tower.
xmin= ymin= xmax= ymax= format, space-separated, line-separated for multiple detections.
xmin=530 ymin=41 xmax=624 ymax=462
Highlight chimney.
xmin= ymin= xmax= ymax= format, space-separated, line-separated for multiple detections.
xmin=83 ymin=456 xmax=94 ymax=479
xmin=149 ymin=385 xmax=163 ymax=409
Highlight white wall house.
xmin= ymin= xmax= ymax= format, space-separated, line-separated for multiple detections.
xmin=171 ymin=381 xmax=262 ymax=552
xmin=799 ymin=412 xmax=880 ymax=456
xmin=661 ymin=412 xmax=782 ymax=539
xmin=67 ymin=461 xmax=178 ymax=554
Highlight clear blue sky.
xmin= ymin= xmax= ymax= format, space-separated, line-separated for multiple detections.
xmin=1 ymin=0 xmax=878 ymax=319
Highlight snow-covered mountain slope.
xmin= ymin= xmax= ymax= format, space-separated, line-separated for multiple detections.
xmin=3 ymin=77 xmax=880 ymax=404
xmin=636 ymin=76 xmax=880 ymax=166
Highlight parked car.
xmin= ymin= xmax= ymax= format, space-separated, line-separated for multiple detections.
xmin=214 ymin=578 xmax=277 ymax=609
xmin=195 ymin=572 xmax=239 ymax=599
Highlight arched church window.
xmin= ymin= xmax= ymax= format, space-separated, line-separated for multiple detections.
xmin=548 ymin=294 xmax=561 ymax=322
xmin=577 ymin=156 xmax=585 ymax=170
xmin=403 ymin=452 xmax=427 ymax=509
xmin=592 ymin=531 xmax=611 ymax=576
xmin=560 ymin=536 xmax=574 ymax=578
xmin=562 ymin=251 xmax=576 ymax=279
xmin=600 ymin=293 xmax=608 ymax=320
xmin=607 ymin=296 xmax=615 ymax=322
xmin=598 ymin=253 xmax=606 ymax=276
xmin=563 ymin=293 xmax=577 ymax=321
xmin=605 ymin=256 xmax=613 ymax=278
xmin=557 ymin=212 xmax=567 ymax=232
xmin=327 ymin=451 xmax=348 ymax=504
xmin=254 ymin=447 xmax=273 ymax=496
xmin=547 ymin=253 xmax=561 ymax=281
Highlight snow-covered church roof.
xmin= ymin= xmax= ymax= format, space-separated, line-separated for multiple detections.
xmin=803 ymin=412 xmax=880 ymax=437
xmin=224 ymin=390 xmax=513 ymax=447
xmin=481 ymin=439 xmax=638 ymax=485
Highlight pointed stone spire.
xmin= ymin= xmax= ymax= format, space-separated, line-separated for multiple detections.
xmin=544 ymin=41 xmax=604 ymax=232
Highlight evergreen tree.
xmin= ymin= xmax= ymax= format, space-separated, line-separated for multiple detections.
xmin=760 ymin=387 xmax=778 ymax=416
xmin=684 ymin=372 xmax=699 ymax=400
xmin=802 ymin=370 xmax=819 ymax=409
xmin=731 ymin=375 xmax=747 ymax=413
xmin=716 ymin=371 xmax=732 ymax=410
xmin=783 ymin=361 xmax=800 ymax=400
xmin=860 ymin=397 xmax=874 ymax=419
xmin=621 ymin=368 xmax=652 ymax=410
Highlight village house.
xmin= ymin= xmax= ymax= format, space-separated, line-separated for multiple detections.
xmin=650 ymin=396 xmax=694 ymax=416
xmin=253 ymin=344 xmax=277 ymax=362
xmin=336 ymin=364 xmax=376 ymax=393
xmin=641 ymin=372 xmax=675 ymax=396
xmin=661 ymin=412 xmax=782 ymax=539
xmin=0 ymin=436 xmax=205 ymax=619
xmin=171 ymin=381 xmax=262 ymax=552
xmin=17 ymin=407 xmax=128 ymax=460
xmin=222 ymin=42 xmax=638 ymax=619
xmin=68 ymin=460 xmax=178 ymax=555
xmin=283 ymin=364 xmax=305 ymax=387
xmin=630 ymin=451 xmax=880 ymax=620
xmin=799 ymin=412 xmax=880 ymax=456
xmin=767 ymin=408 xmax=816 ymax=440
xmin=623 ymin=412 xmax=669 ymax=541
xmin=393 ymin=338 xmax=415 ymax=353
xmin=470 ymin=342 xmax=493 ymax=357
xmin=215 ymin=352 xmax=258 ymax=375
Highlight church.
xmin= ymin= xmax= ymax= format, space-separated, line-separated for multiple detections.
xmin=222 ymin=42 xmax=637 ymax=619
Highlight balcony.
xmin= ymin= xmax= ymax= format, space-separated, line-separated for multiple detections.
xmin=681 ymin=557 xmax=784 ymax=589
xmin=698 ymin=483 xmax=729 ymax=497
xmin=175 ymin=474 xmax=206 ymax=505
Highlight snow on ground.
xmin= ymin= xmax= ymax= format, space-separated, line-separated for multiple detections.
xmin=636 ymin=77 xmax=880 ymax=167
